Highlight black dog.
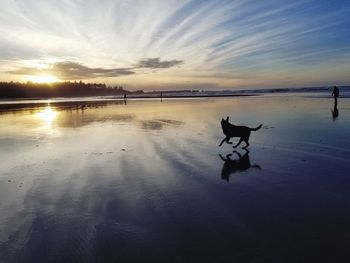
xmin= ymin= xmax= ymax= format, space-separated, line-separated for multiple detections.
xmin=219 ymin=116 xmax=262 ymax=149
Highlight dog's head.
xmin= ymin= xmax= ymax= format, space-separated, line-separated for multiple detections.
xmin=221 ymin=116 xmax=229 ymax=128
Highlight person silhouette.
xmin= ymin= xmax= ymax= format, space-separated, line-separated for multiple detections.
xmin=123 ymin=94 xmax=127 ymax=105
xmin=332 ymin=86 xmax=339 ymax=104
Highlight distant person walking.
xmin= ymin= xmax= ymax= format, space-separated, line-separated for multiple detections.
xmin=332 ymin=86 xmax=339 ymax=104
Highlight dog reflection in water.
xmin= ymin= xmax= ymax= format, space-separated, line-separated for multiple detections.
xmin=219 ymin=150 xmax=261 ymax=182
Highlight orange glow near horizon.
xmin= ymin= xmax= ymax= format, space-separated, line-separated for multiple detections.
xmin=26 ymin=75 xmax=58 ymax=83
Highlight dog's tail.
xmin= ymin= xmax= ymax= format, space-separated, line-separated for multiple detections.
xmin=250 ymin=124 xmax=263 ymax=131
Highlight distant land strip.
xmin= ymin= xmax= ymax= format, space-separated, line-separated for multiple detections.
xmin=0 ymin=81 xmax=349 ymax=100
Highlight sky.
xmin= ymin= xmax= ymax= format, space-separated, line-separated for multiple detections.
xmin=1 ymin=0 xmax=350 ymax=90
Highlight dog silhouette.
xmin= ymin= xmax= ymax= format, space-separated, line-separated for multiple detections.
xmin=219 ymin=116 xmax=262 ymax=149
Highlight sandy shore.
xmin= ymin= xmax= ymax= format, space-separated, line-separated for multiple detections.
xmin=0 ymin=94 xmax=349 ymax=262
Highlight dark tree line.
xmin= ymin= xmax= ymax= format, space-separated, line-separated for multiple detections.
xmin=0 ymin=81 xmax=144 ymax=98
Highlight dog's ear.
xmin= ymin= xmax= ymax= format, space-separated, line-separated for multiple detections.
xmin=226 ymin=116 xmax=229 ymax=121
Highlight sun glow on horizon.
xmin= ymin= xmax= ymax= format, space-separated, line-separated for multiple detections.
xmin=26 ymin=75 xmax=58 ymax=83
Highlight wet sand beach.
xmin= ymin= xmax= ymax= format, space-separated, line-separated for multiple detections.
xmin=0 ymin=94 xmax=350 ymax=262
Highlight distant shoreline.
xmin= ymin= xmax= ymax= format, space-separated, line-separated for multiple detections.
xmin=0 ymin=93 xmax=255 ymax=102
xmin=0 ymin=86 xmax=349 ymax=105
xmin=1 ymin=80 xmax=349 ymax=100
xmin=0 ymin=94 xmax=257 ymax=110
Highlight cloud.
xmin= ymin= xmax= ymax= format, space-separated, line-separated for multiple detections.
xmin=53 ymin=62 xmax=135 ymax=79
xmin=8 ymin=62 xmax=135 ymax=79
xmin=136 ymin=58 xmax=183 ymax=69
xmin=8 ymin=58 xmax=184 ymax=80
xmin=1 ymin=1 xmax=350 ymax=87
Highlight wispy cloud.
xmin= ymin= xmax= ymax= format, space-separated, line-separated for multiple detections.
xmin=1 ymin=0 xmax=350 ymax=88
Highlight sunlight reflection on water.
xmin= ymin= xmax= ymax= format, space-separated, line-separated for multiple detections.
xmin=36 ymin=105 xmax=58 ymax=126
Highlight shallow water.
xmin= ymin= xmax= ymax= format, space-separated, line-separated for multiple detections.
xmin=0 ymin=95 xmax=350 ymax=263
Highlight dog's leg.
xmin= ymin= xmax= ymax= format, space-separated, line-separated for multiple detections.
xmin=219 ymin=137 xmax=227 ymax=147
xmin=233 ymin=139 xmax=242 ymax=148
xmin=219 ymin=154 xmax=227 ymax=161
xmin=242 ymin=140 xmax=250 ymax=149
xmin=252 ymin=164 xmax=261 ymax=170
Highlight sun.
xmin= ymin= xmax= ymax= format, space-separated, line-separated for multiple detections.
xmin=27 ymin=75 xmax=58 ymax=83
